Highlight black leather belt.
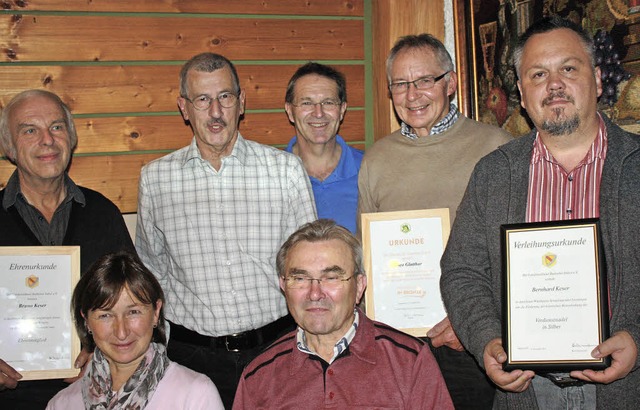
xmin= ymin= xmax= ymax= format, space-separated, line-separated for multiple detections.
xmin=168 ymin=315 xmax=294 ymax=352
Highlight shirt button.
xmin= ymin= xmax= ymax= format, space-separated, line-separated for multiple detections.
xmin=226 ymin=261 xmax=231 ymax=266
xmin=329 ymin=392 xmax=335 ymax=400
xmin=566 ymin=209 xmax=572 ymax=214
xmin=328 ymin=369 xmax=334 ymax=375
xmin=38 ymin=216 xmax=44 ymax=221
xmin=50 ymin=241 xmax=55 ymax=245
xmin=568 ymin=175 xmax=574 ymax=182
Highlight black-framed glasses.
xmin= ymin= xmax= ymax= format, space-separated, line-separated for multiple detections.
xmin=185 ymin=92 xmax=239 ymax=110
xmin=290 ymin=99 xmax=342 ymax=112
xmin=388 ymin=71 xmax=450 ymax=95
xmin=282 ymin=274 xmax=355 ymax=290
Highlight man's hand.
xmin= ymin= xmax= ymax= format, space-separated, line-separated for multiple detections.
xmin=570 ymin=331 xmax=637 ymax=384
xmin=483 ymin=338 xmax=534 ymax=392
xmin=0 ymin=358 xmax=22 ymax=391
xmin=426 ymin=316 xmax=464 ymax=351
xmin=63 ymin=349 xmax=92 ymax=384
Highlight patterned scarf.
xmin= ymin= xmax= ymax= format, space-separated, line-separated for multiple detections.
xmin=81 ymin=342 xmax=170 ymax=410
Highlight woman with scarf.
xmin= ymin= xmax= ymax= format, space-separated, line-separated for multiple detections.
xmin=47 ymin=252 xmax=224 ymax=409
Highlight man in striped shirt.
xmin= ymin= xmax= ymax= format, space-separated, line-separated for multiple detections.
xmin=441 ymin=16 xmax=640 ymax=409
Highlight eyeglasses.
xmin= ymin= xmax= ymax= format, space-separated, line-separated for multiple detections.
xmin=388 ymin=71 xmax=450 ymax=95
xmin=184 ymin=92 xmax=239 ymax=110
xmin=290 ymin=100 xmax=342 ymax=112
xmin=282 ymin=274 xmax=355 ymax=290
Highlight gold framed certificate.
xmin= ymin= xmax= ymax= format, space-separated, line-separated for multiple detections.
xmin=501 ymin=219 xmax=610 ymax=371
xmin=361 ymin=209 xmax=450 ymax=337
xmin=0 ymin=246 xmax=81 ymax=380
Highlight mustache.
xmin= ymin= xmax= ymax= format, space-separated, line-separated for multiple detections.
xmin=542 ymin=91 xmax=574 ymax=106
xmin=208 ymin=118 xmax=227 ymax=127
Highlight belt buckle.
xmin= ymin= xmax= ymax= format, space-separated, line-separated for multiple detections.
xmin=224 ymin=334 xmax=241 ymax=352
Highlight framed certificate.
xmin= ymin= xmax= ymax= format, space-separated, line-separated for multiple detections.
xmin=361 ymin=209 xmax=450 ymax=337
xmin=0 ymin=246 xmax=81 ymax=380
xmin=501 ymin=219 xmax=610 ymax=371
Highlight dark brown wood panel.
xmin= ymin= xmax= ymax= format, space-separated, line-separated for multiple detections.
xmin=0 ymin=0 xmax=364 ymax=16
xmin=75 ymin=110 xmax=365 ymax=153
xmin=0 ymin=153 xmax=162 ymax=212
xmin=1 ymin=111 xmax=365 ymax=212
xmin=0 ymin=65 xmax=365 ymax=113
xmin=1 ymin=15 xmax=364 ymax=62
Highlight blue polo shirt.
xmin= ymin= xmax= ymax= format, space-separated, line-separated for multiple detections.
xmin=286 ymin=135 xmax=363 ymax=233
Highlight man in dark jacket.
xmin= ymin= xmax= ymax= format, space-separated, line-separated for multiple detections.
xmin=0 ymin=89 xmax=134 ymax=409
xmin=441 ymin=16 xmax=640 ymax=409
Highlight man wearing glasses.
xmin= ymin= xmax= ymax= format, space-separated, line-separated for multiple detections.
xmin=284 ymin=63 xmax=363 ymax=234
xmin=234 ymin=219 xmax=453 ymax=409
xmin=135 ymin=52 xmax=317 ymax=408
xmin=357 ymin=34 xmax=512 ymax=409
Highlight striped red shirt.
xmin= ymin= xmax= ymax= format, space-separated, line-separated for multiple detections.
xmin=526 ymin=114 xmax=607 ymax=223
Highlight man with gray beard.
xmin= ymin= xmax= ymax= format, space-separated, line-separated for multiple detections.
xmin=441 ymin=16 xmax=640 ymax=409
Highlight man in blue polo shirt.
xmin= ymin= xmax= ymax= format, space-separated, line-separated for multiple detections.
xmin=285 ymin=62 xmax=363 ymax=233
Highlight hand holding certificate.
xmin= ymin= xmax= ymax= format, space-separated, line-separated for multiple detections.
xmin=0 ymin=247 xmax=81 ymax=381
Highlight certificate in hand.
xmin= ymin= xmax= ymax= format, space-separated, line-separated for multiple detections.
xmin=0 ymin=246 xmax=81 ymax=380
xmin=501 ymin=219 xmax=610 ymax=372
xmin=361 ymin=209 xmax=450 ymax=337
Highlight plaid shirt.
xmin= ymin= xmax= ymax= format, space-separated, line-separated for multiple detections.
xmin=297 ymin=309 xmax=360 ymax=364
xmin=136 ymin=134 xmax=317 ymax=336
xmin=400 ymin=103 xmax=460 ymax=139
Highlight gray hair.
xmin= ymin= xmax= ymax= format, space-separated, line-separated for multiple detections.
xmin=179 ymin=53 xmax=241 ymax=98
xmin=0 ymin=89 xmax=77 ymax=162
xmin=512 ymin=16 xmax=595 ymax=79
xmin=386 ymin=33 xmax=454 ymax=83
xmin=276 ymin=219 xmax=364 ymax=278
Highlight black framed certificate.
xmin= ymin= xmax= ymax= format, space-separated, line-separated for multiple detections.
xmin=501 ymin=219 xmax=610 ymax=372
xmin=0 ymin=246 xmax=81 ymax=380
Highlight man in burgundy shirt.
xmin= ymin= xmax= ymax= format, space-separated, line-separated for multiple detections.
xmin=234 ymin=219 xmax=453 ymax=409
xmin=440 ymin=16 xmax=640 ymax=409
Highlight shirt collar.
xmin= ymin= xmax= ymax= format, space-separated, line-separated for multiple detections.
xmin=400 ymin=103 xmax=460 ymax=140
xmin=182 ymin=132 xmax=247 ymax=168
xmin=2 ymin=170 xmax=85 ymax=210
xmin=296 ymin=309 xmax=360 ymax=364
xmin=531 ymin=112 xmax=608 ymax=166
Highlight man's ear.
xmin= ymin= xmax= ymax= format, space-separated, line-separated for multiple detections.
xmin=355 ymin=274 xmax=367 ymax=305
xmin=177 ymin=97 xmax=189 ymax=121
xmin=284 ymin=103 xmax=295 ymax=124
xmin=517 ymin=80 xmax=526 ymax=109
xmin=446 ymin=71 xmax=458 ymax=98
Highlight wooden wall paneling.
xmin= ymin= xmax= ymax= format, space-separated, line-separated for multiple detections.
xmin=371 ymin=0 xmax=444 ymax=141
xmin=68 ymin=153 xmax=164 ymax=213
xmin=0 ymin=110 xmax=365 ymax=211
xmin=0 ymin=16 xmax=364 ymax=62
xmin=68 ymin=110 xmax=365 ymax=154
xmin=0 ymin=0 xmax=365 ymax=16
xmin=0 ymin=65 xmax=365 ymax=113
xmin=0 ymin=153 xmax=158 ymax=212
xmin=0 ymin=3 xmax=368 ymax=213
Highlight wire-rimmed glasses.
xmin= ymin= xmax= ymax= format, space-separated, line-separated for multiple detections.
xmin=184 ymin=92 xmax=239 ymax=110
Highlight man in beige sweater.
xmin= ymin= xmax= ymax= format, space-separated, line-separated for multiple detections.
xmin=358 ymin=34 xmax=512 ymax=409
